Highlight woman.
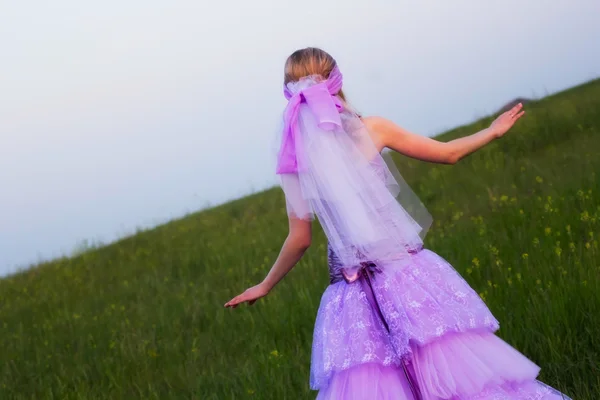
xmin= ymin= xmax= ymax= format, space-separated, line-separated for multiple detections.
xmin=225 ymin=47 xmax=570 ymax=400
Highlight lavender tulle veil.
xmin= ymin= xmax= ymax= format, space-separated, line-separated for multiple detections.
xmin=274 ymin=66 xmax=432 ymax=275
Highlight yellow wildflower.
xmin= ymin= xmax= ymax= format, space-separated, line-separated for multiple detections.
xmin=581 ymin=211 xmax=590 ymax=222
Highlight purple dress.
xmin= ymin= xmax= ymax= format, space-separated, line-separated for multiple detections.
xmin=311 ymin=245 xmax=571 ymax=399
xmin=310 ymin=168 xmax=571 ymax=400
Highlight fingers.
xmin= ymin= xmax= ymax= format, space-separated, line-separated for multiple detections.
xmin=515 ymin=110 xmax=525 ymax=119
xmin=508 ymin=103 xmax=523 ymax=118
xmin=224 ymin=295 xmax=243 ymax=308
xmin=224 ymin=293 xmax=255 ymax=308
xmin=224 ymin=286 xmax=264 ymax=308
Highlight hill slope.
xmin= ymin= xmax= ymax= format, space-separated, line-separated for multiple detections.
xmin=1 ymin=79 xmax=599 ymax=399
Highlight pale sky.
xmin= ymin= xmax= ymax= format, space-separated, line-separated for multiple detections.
xmin=1 ymin=0 xmax=599 ymax=276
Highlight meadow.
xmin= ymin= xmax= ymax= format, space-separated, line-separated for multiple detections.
xmin=1 ymin=79 xmax=599 ymax=399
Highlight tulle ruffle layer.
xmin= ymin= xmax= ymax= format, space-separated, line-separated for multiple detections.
xmin=316 ymin=362 xmax=415 ymax=400
xmin=317 ymin=361 xmax=570 ymax=400
xmin=410 ymin=330 xmax=565 ymax=399
xmin=315 ymin=329 xmax=570 ymax=399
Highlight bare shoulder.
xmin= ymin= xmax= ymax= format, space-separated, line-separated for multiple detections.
xmin=360 ymin=116 xmax=408 ymax=150
xmin=361 ymin=116 xmax=406 ymax=135
xmin=360 ymin=115 xmax=390 ymax=132
xmin=358 ymin=116 xmax=384 ymax=151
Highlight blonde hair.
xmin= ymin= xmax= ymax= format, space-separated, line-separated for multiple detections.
xmin=284 ymin=47 xmax=347 ymax=103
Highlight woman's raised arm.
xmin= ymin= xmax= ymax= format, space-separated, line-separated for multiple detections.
xmin=364 ymin=103 xmax=525 ymax=164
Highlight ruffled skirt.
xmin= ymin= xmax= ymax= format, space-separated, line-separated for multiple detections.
xmin=311 ymin=249 xmax=571 ymax=399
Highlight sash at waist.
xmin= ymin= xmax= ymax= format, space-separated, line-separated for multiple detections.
xmin=328 ymin=245 xmax=423 ymax=285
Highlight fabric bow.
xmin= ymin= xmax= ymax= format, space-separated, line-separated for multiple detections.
xmin=276 ymin=66 xmax=344 ymax=174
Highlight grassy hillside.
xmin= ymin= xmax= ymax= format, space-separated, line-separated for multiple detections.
xmin=1 ymin=79 xmax=599 ymax=399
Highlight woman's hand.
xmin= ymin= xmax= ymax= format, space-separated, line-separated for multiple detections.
xmin=224 ymin=281 xmax=271 ymax=308
xmin=490 ymin=103 xmax=526 ymax=138
xmin=224 ymin=218 xmax=311 ymax=310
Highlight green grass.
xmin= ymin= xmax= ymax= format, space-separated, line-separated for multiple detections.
xmin=1 ymin=79 xmax=600 ymax=399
